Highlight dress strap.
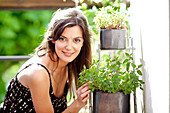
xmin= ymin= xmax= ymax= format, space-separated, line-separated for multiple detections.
xmin=16 ymin=63 xmax=52 ymax=92
xmin=16 ymin=63 xmax=33 ymax=75
xmin=36 ymin=63 xmax=53 ymax=93
xmin=37 ymin=63 xmax=50 ymax=78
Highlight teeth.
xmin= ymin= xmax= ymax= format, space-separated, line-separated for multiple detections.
xmin=63 ymin=52 xmax=73 ymax=56
xmin=65 ymin=53 xmax=71 ymax=55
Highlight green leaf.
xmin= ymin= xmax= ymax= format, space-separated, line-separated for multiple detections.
xmin=139 ymin=80 xmax=145 ymax=84
xmin=123 ymin=59 xmax=129 ymax=64
xmin=137 ymin=70 xmax=142 ymax=75
xmin=131 ymin=63 xmax=136 ymax=68
xmin=138 ymin=64 xmax=143 ymax=68
xmin=130 ymin=57 xmax=133 ymax=60
xmin=125 ymin=53 xmax=130 ymax=57
xmin=126 ymin=62 xmax=130 ymax=71
xmin=140 ymin=87 xmax=144 ymax=90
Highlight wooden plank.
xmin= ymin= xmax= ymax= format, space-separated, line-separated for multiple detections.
xmin=0 ymin=0 xmax=74 ymax=7
xmin=0 ymin=0 xmax=94 ymax=10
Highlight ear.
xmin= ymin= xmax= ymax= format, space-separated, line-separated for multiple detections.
xmin=52 ymin=40 xmax=55 ymax=43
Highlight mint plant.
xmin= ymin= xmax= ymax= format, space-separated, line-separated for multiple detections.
xmin=78 ymin=52 xmax=144 ymax=95
xmin=93 ymin=6 xmax=128 ymax=29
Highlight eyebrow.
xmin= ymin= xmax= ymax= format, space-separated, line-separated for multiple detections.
xmin=60 ymin=35 xmax=83 ymax=39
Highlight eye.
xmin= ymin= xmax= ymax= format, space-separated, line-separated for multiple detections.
xmin=58 ymin=37 xmax=66 ymax=41
xmin=74 ymin=39 xmax=80 ymax=42
xmin=74 ymin=38 xmax=83 ymax=43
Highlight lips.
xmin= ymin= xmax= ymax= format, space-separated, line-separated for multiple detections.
xmin=63 ymin=51 xmax=74 ymax=57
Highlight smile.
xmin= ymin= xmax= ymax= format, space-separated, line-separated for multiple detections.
xmin=63 ymin=51 xmax=74 ymax=57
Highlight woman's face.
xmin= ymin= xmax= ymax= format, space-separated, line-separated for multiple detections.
xmin=53 ymin=26 xmax=84 ymax=64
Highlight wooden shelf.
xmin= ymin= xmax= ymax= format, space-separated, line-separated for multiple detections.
xmin=0 ymin=0 xmax=94 ymax=10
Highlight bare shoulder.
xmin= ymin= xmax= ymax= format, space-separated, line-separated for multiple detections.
xmin=22 ymin=64 xmax=54 ymax=113
xmin=17 ymin=63 xmax=50 ymax=89
xmin=26 ymin=64 xmax=50 ymax=88
xmin=17 ymin=55 xmax=51 ymax=89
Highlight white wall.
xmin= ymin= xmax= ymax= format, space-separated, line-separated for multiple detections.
xmin=130 ymin=0 xmax=169 ymax=113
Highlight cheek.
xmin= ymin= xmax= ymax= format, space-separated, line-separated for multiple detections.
xmin=75 ymin=44 xmax=83 ymax=52
xmin=54 ymin=42 xmax=64 ymax=51
xmin=55 ymin=41 xmax=64 ymax=47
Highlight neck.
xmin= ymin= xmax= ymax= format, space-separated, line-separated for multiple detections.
xmin=50 ymin=62 xmax=68 ymax=82
xmin=43 ymin=53 xmax=68 ymax=80
xmin=54 ymin=66 xmax=68 ymax=79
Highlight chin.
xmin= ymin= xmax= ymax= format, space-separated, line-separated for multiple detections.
xmin=61 ymin=58 xmax=75 ymax=64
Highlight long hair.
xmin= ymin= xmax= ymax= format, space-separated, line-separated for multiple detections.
xmin=35 ymin=8 xmax=92 ymax=97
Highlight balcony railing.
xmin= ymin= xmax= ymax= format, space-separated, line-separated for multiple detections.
xmin=0 ymin=56 xmax=31 ymax=61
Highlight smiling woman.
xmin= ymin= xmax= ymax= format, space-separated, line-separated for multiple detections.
xmin=1 ymin=8 xmax=92 ymax=113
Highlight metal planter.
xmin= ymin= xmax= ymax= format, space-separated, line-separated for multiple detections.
xmin=100 ymin=29 xmax=126 ymax=50
xmin=93 ymin=91 xmax=130 ymax=113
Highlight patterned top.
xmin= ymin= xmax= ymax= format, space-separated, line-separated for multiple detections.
xmin=1 ymin=63 xmax=68 ymax=113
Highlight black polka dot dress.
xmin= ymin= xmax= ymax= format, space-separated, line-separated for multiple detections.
xmin=1 ymin=63 xmax=68 ymax=113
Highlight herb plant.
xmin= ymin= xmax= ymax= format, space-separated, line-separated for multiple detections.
xmin=78 ymin=52 xmax=144 ymax=95
xmin=93 ymin=6 xmax=128 ymax=29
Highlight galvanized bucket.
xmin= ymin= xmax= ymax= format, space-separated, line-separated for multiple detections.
xmin=100 ymin=29 xmax=126 ymax=50
xmin=93 ymin=91 xmax=130 ymax=113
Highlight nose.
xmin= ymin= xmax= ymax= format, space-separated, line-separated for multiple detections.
xmin=66 ymin=41 xmax=72 ymax=50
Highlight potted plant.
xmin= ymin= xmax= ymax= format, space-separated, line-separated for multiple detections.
xmin=93 ymin=6 xmax=128 ymax=50
xmin=78 ymin=52 xmax=144 ymax=113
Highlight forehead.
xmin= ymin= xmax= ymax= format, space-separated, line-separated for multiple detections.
xmin=61 ymin=26 xmax=83 ymax=37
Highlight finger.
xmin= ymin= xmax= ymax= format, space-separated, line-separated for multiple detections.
xmin=77 ymin=86 xmax=89 ymax=97
xmin=82 ymin=95 xmax=89 ymax=103
xmin=80 ymin=90 xmax=91 ymax=99
xmin=79 ymin=83 xmax=89 ymax=90
xmin=80 ymin=85 xmax=90 ymax=94
xmin=79 ymin=81 xmax=92 ymax=90
xmin=76 ymin=81 xmax=92 ymax=96
xmin=87 ymin=81 xmax=93 ymax=84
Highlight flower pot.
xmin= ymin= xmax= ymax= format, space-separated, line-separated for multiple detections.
xmin=100 ymin=29 xmax=126 ymax=50
xmin=93 ymin=91 xmax=130 ymax=113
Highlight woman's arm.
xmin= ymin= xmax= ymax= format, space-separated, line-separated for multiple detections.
xmin=63 ymin=82 xmax=92 ymax=113
xmin=25 ymin=65 xmax=91 ymax=113
xmin=27 ymin=66 xmax=54 ymax=113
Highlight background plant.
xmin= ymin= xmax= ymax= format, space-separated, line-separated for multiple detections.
xmin=0 ymin=11 xmax=53 ymax=102
xmin=78 ymin=52 xmax=144 ymax=95
xmin=93 ymin=6 xmax=128 ymax=29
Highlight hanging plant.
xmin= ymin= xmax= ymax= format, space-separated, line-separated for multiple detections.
xmin=93 ymin=6 xmax=129 ymax=29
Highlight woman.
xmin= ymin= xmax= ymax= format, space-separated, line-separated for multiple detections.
xmin=1 ymin=8 xmax=92 ymax=113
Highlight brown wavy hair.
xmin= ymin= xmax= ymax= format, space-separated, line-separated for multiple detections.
xmin=35 ymin=8 xmax=92 ymax=97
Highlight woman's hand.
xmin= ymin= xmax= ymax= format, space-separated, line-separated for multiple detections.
xmin=76 ymin=81 xmax=92 ymax=108
xmin=62 ymin=81 xmax=92 ymax=113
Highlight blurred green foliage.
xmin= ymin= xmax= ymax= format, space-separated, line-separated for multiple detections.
xmin=0 ymin=11 xmax=54 ymax=55
xmin=0 ymin=10 xmax=54 ymax=102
